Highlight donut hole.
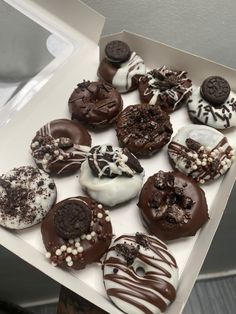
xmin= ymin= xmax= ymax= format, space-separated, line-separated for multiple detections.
xmin=135 ymin=266 xmax=146 ymax=277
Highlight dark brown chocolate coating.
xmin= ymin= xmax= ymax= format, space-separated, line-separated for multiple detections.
xmin=68 ymin=81 xmax=123 ymax=129
xmin=116 ymin=104 xmax=173 ymax=157
xmin=41 ymin=196 xmax=113 ymax=270
xmin=138 ymin=67 xmax=192 ymax=112
xmin=138 ymin=171 xmax=209 ymax=241
xmin=31 ymin=119 xmax=91 ymax=175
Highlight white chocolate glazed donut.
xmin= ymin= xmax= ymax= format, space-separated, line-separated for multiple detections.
xmin=103 ymin=233 xmax=179 ymax=314
xmin=79 ymin=145 xmax=144 ymax=207
xmin=112 ymin=52 xmax=146 ymax=93
xmin=168 ymin=125 xmax=235 ymax=183
xmin=0 ymin=166 xmax=57 ymax=229
xmin=188 ymin=86 xmax=236 ymax=129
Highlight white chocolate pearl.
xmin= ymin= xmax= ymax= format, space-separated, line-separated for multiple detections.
xmin=54 ymin=150 xmax=59 ymax=155
xmin=66 ymin=256 xmax=72 ymax=262
xmin=67 ymin=261 xmax=73 ymax=267
xmin=211 ymin=152 xmax=216 ymax=157
xmin=196 ymin=159 xmax=202 ymax=165
xmin=192 ymin=165 xmax=198 ymax=170
xmin=77 ymin=246 xmax=84 ymax=253
xmin=201 ymin=161 xmax=207 ymax=166
xmin=55 ymin=249 xmax=62 ymax=256
xmin=202 ymin=154 xmax=207 ymax=158
xmin=97 ymin=213 xmax=103 ymax=219
xmin=105 ymin=216 xmax=110 ymax=222
xmin=69 ymin=239 xmax=74 ymax=244
xmin=58 ymin=155 xmax=64 ymax=160
xmin=221 ymin=160 xmax=226 ymax=166
xmin=200 ymin=146 xmax=204 ymax=151
xmin=42 ymin=159 xmax=48 ymax=165
xmin=187 ymin=152 xmax=193 ymax=157
xmin=72 ymin=249 xmax=78 ymax=255
xmin=45 ymin=252 xmax=51 ymax=259
xmin=91 ymin=231 xmax=96 ymax=237
xmin=81 ymin=234 xmax=86 ymax=239
xmin=193 ymin=154 xmax=198 ymax=159
xmin=97 ymin=204 xmax=103 ymax=209
xmin=75 ymin=242 xmax=80 ymax=248
xmin=51 ymin=262 xmax=57 ymax=267
xmin=105 ymin=210 xmax=110 ymax=215
xmin=86 ymin=234 xmax=92 ymax=241
xmin=206 ymin=146 xmax=211 ymax=151
xmin=208 ymin=158 xmax=213 ymax=162
xmin=67 ymin=247 xmax=72 ymax=253
xmin=60 ymin=245 xmax=67 ymax=252
xmin=200 ymin=179 xmax=205 ymax=184
xmin=223 ymin=165 xmax=229 ymax=171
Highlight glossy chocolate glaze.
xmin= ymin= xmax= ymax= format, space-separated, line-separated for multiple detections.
xmin=41 ymin=196 xmax=112 ymax=270
xmin=31 ymin=119 xmax=91 ymax=175
xmin=116 ymin=104 xmax=173 ymax=157
xmin=103 ymin=233 xmax=178 ymax=314
xmin=138 ymin=171 xmax=209 ymax=241
xmin=68 ymin=81 xmax=123 ymax=129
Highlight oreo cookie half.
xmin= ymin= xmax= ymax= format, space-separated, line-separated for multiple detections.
xmin=105 ymin=40 xmax=131 ymax=63
xmin=200 ymin=76 xmax=230 ymax=106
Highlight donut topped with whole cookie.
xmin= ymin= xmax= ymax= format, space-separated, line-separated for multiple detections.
xmin=138 ymin=66 xmax=192 ymax=112
xmin=98 ymin=40 xmax=146 ymax=93
xmin=41 ymin=196 xmax=112 ymax=270
xmin=188 ymin=76 xmax=236 ymax=129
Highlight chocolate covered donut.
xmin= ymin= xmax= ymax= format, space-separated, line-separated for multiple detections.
xmin=68 ymin=81 xmax=123 ymax=129
xmin=188 ymin=76 xmax=236 ymax=129
xmin=103 ymin=233 xmax=178 ymax=314
xmin=98 ymin=40 xmax=146 ymax=93
xmin=0 ymin=166 xmax=57 ymax=229
xmin=138 ymin=66 xmax=192 ymax=112
xmin=31 ymin=119 xmax=91 ymax=176
xmin=79 ymin=145 xmax=144 ymax=207
xmin=168 ymin=125 xmax=235 ymax=183
xmin=116 ymin=104 xmax=173 ymax=157
xmin=42 ymin=196 xmax=112 ymax=270
xmin=138 ymin=171 xmax=209 ymax=241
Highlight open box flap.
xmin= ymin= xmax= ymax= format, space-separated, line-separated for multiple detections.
xmin=7 ymin=0 xmax=105 ymax=43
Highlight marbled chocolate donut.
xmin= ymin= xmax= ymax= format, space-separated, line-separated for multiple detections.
xmin=42 ymin=196 xmax=112 ymax=270
xmin=103 ymin=233 xmax=178 ymax=314
xmin=0 ymin=166 xmax=56 ymax=229
xmin=116 ymin=104 xmax=173 ymax=157
xmin=168 ymin=125 xmax=235 ymax=184
xmin=138 ymin=66 xmax=192 ymax=112
xmin=188 ymin=77 xmax=236 ymax=129
xmin=31 ymin=119 xmax=91 ymax=176
xmin=138 ymin=171 xmax=209 ymax=241
xmin=98 ymin=41 xmax=146 ymax=93
xmin=79 ymin=145 xmax=144 ymax=207
xmin=68 ymin=81 xmax=123 ymax=129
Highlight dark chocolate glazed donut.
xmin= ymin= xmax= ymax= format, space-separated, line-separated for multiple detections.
xmin=116 ymin=104 xmax=173 ymax=157
xmin=31 ymin=119 xmax=91 ymax=176
xmin=138 ymin=171 xmax=209 ymax=241
xmin=68 ymin=81 xmax=123 ymax=129
xmin=41 ymin=196 xmax=112 ymax=270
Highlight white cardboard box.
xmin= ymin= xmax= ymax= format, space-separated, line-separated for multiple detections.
xmin=0 ymin=1 xmax=236 ymax=313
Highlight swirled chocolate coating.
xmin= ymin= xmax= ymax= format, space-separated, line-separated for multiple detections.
xmin=116 ymin=104 xmax=173 ymax=157
xmin=138 ymin=66 xmax=192 ymax=112
xmin=103 ymin=233 xmax=179 ymax=314
xmin=41 ymin=196 xmax=112 ymax=270
xmin=68 ymin=81 xmax=123 ymax=129
xmin=138 ymin=171 xmax=209 ymax=241
xmin=31 ymin=119 xmax=91 ymax=175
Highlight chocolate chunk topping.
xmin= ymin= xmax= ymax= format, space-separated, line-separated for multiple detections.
xmin=58 ymin=137 xmax=74 ymax=149
xmin=88 ymin=145 xmax=143 ymax=178
xmin=154 ymin=171 xmax=174 ymax=190
xmin=105 ymin=40 xmax=131 ymax=63
xmin=200 ymin=76 xmax=230 ymax=106
xmin=135 ymin=232 xmax=149 ymax=249
xmin=185 ymin=138 xmax=202 ymax=152
xmin=115 ymin=243 xmax=139 ymax=266
xmin=54 ymin=201 xmax=92 ymax=239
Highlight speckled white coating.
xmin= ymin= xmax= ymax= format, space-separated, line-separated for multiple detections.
xmin=188 ymin=86 xmax=236 ymax=129
xmin=103 ymin=234 xmax=179 ymax=314
xmin=79 ymin=160 xmax=144 ymax=206
xmin=112 ymin=52 xmax=146 ymax=93
xmin=0 ymin=166 xmax=56 ymax=229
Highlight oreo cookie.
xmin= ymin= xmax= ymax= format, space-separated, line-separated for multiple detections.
xmin=200 ymin=76 xmax=230 ymax=106
xmin=105 ymin=40 xmax=131 ymax=63
xmin=54 ymin=200 xmax=91 ymax=239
